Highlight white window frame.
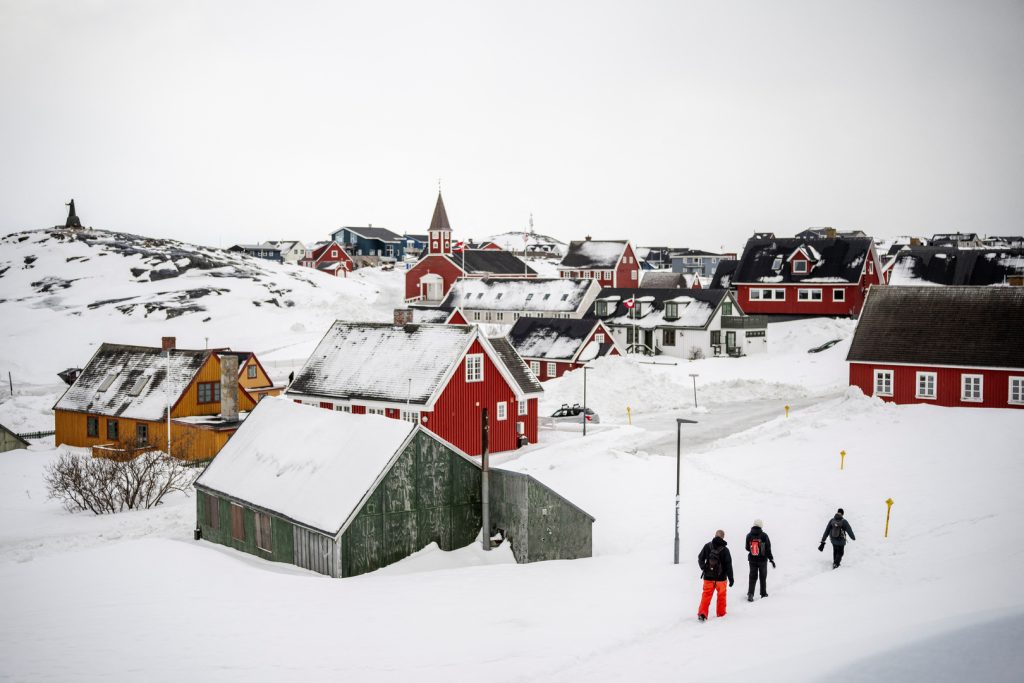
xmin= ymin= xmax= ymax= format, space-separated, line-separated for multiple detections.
xmin=546 ymin=362 xmax=557 ymax=378
xmin=401 ymin=410 xmax=419 ymax=424
xmin=465 ymin=354 xmax=484 ymax=383
xmin=595 ymin=333 xmax=606 ymax=344
xmin=367 ymin=407 xmax=385 ymax=416
xmin=517 ymin=399 xmax=528 ymax=416
xmin=961 ymin=374 xmax=983 ymax=402
xmin=496 ymin=402 xmax=508 ymax=421
xmin=915 ymin=371 xmax=937 ymax=400
xmin=529 ymin=360 xmax=541 ymax=376
xmin=631 ymin=269 xmax=638 ymax=280
xmin=874 ymin=369 xmax=893 ymax=397
xmin=1009 ymin=377 xmax=1024 ymax=405
xmin=247 ymin=364 xmax=258 ymax=379
xmin=798 ymin=288 xmax=823 ymax=302
xmin=833 ymin=288 xmax=846 ymax=302
xmin=792 ymin=260 xmax=808 ymax=273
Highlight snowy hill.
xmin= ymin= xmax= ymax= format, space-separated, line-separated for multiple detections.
xmin=488 ymin=229 xmax=568 ymax=256
xmin=0 ymin=227 xmax=402 ymax=385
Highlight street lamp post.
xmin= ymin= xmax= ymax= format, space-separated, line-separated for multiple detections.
xmin=674 ymin=418 xmax=698 ymax=564
xmin=688 ymin=373 xmax=699 ymax=408
xmin=582 ymin=365 xmax=591 ymax=437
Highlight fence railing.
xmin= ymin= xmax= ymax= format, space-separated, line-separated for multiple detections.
xmin=16 ymin=430 xmax=55 ymax=440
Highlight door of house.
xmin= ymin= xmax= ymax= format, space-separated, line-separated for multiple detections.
xmin=726 ymin=331 xmax=736 ymax=351
xmin=644 ymin=330 xmax=654 ymax=354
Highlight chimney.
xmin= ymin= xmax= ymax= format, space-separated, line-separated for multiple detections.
xmin=826 ymin=227 xmax=837 ymax=240
xmin=161 ymin=336 xmax=176 ymax=351
xmin=220 ymin=354 xmax=239 ymax=422
xmin=585 ymin=235 xmax=592 ymax=241
xmin=910 ymin=237 xmax=921 ymax=246
xmin=394 ymin=308 xmax=414 ymax=326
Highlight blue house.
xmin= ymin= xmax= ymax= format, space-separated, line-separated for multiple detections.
xmin=330 ymin=226 xmax=406 ymax=260
xmin=403 ymin=233 xmax=429 ymax=257
xmin=670 ymin=249 xmax=737 ymax=277
xmin=228 ymin=244 xmax=283 ymax=262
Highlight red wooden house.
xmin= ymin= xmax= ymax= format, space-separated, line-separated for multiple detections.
xmin=557 ymin=238 xmax=640 ymax=288
xmin=286 ymin=321 xmax=544 ymax=455
xmin=405 ymin=193 xmax=537 ymax=303
xmin=847 ymin=286 xmax=1024 ymax=410
xmin=507 ymin=318 xmax=620 ymax=381
xmin=299 ymin=240 xmax=354 ymax=277
xmin=731 ymin=234 xmax=885 ymax=316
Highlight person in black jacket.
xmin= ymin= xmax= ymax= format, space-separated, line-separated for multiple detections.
xmin=819 ymin=508 xmax=855 ymax=568
xmin=696 ymin=530 xmax=734 ymax=621
xmin=745 ymin=518 xmax=775 ymax=601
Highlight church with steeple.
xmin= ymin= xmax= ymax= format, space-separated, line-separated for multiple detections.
xmin=404 ymin=191 xmax=537 ymax=303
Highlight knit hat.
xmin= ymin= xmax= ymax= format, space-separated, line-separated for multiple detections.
xmin=753 ymin=519 xmax=764 ymax=528
xmin=837 ymin=508 xmax=844 ymax=515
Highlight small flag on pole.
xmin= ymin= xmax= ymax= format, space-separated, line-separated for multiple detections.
xmin=624 ymin=297 xmax=635 ymax=309
xmin=453 ymin=240 xmax=465 ymax=253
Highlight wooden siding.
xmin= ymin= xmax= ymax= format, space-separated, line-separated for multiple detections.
xmin=850 ymin=362 xmax=1024 ymax=409
xmin=197 ymin=492 xmax=296 ymax=566
xmin=404 ymin=254 xmax=464 ymax=300
xmin=171 ymin=356 xmax=256 ymax=418
xmin=614 ymin=243 xmax=640 ymax=288
xmin=238 ymin=357 xmax=273 ymax=391
xmin=293 ymin=527 xmax=338 ymax=577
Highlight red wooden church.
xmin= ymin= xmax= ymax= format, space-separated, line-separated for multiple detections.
xmin=286 ymin=321 xmax=544 ymax=455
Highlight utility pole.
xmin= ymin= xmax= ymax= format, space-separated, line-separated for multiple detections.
xmin=481 ymin=407 xmax=490 ymax=551
xmin=582 ymin=366 xmax=591 ymax=436
xmin=674 ymin=418 xmax=698 ymax=564
xmin=689 ymin=373 xmax=699 ymax=408
xmin=165 ymin=349 xmax=172 ymax=458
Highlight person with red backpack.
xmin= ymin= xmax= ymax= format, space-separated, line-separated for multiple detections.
xmin=745 ymin=519 xmax=775 ymax=602
xmin=819 ymin=508 xmax=856 ymax=568
xmin=697 ymin=529 xmax=734 ymax=621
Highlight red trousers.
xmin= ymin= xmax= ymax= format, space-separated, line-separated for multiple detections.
xmin=698 ymin=580 xmax=728 ymax=618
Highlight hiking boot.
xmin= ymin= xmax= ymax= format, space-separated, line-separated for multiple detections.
xmin=760 ymin=594 xmax=768 ymax=599
xmin=698 ymin=614 xmax=707 ymax=622
xmin=746 ymin=594 xmax=754 ymax=602
xmin=832 ymin=563 xmax=839 ymax=569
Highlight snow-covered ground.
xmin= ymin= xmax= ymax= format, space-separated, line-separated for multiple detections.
xmin=1 ymin=229 xmax=1022 ymax=680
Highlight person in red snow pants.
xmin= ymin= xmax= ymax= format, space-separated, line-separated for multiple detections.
xmin=696 ymin=530 xmax=734 ymax=620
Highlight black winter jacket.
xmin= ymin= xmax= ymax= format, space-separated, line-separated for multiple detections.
xmin=744 ymin=526 xmax=774 ymax=563
xmin=697 ymin=536 xmax=734 ymax=583
xmin=821 ymin=515 xmax=856 ymax=546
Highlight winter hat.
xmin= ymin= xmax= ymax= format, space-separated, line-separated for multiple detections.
xmin=837 ymin=508 xmax=845 ymax=515
xmin=753 ymin=519 xmax=764 ymax=528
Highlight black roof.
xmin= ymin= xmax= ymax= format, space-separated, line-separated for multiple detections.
xmin=459 ymin=250 xmax=536 ymax=276
xmin=847 ymin=286 xmax=1024 ymax=369
xmin=710 ymin=259 xmax=739 ymax=289
xmin=509 ymin=317 xmax=596 ymax=344
xmin=889 ymin=247 xmax=1024 ymax=286
xmin=559 ymin=240 xmax=627 ymax=268
xmin=584 ymin=287 xmax=727 ymax=326
xmin=487 ymin=336 xmax=544 ymax=395
xmin=640 ymin=272 xmax=689 ymax=288
xmin=345 ymin=226 xmax=403 ymax=242
xmin=732 ymin=236 xmax=873 ymax=284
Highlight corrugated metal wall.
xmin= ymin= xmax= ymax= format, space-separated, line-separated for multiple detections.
xmin=293 ymin=527 xmax=337 ymax=577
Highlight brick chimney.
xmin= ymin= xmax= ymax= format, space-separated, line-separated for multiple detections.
xmin=161 ymin=336 xmax=176 ymax=351
xmin=219 ymin=354 xmax=239 ymax=422
xmin=585 ymin=235 xmax=592 ymax=241
xmin=394 ymin=308 xmax=414 ymax=326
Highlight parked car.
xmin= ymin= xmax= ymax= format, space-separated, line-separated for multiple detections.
xmin=550 ymin=404 xmax=599 ymax=424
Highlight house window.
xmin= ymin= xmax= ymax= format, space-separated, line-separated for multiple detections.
xmin=247 ymin=365 xmax=258 ymax=379
xmin=874 ymin=370 xmax=893 ymax=397
xmin=749 ymin=289 xmax=761 ymax=301
xmin=546 ymin=362 xmax=557 ymax=378
xmin=722 ymin=301 xmax=733 ymax=316
xmin=466 ymin=354 xmax=484 ymax=382
xmin=665 ymin=302 xmax=678 ymax=319
xmin=916 ymin=372 xmax=937 ymax=399
xmin=1009 ymin=377 xmax=1024 ymax=405
xmin=792 ymin=260 xmax=807 ymax=273
xmin=331 ymin=250 xmax=338 ymax=257
xmin=518 ymin=400 xmax=528 ymax=416
xmin=433 ymin=241 xmax=438 ymax=249
xmin=198 ymin=382 xmax=221 ymax=404
xmin=136 ymin=423 xmax=149 ymax=445
xmin=961 ymin=374 xmax=983 ymax=402
xmin=335 ymin=405 xmax=350 ymax=412
xmin=663 ymin=329 xmax=676 ymax=346
xmin=106 ymin=419 xmax=119 ymax=441
xmin=631 ymin=270 xmax=638 ymax=280
xmin=595 ymin=302 xmax=609 ymax=316
xmin=497 ymin=402 xmax=508 ymax=421
xmin=367 ymin=408 xmax=385 ymax=416
xmin=798 ymin=289 xmax=822 ymax=302
xmin=530 ymin=361 xmax=541 ymax=376
xmin=205 ymin=493 xmax=220 ymax=529
xmin=710 ymin=331 xmax=721 ymax=346
xmin=595 ymin=333 xmax=605 ymax=344
xmin=401 ymin=410 xmax=419 ymax=423
xmin=87 ymin=416 xmax=99 ymax=437
xmin=868 ymin=260 xmax=874 ymax=274
xmin=473 ymin=311 xmax=481 ymax=321
xmin=230 ymin=503 xmax=246 ymax=541
xmin=254 ymin=511 xmax=272 ymax=552
xmin=833 ymin=288 xmax=846 ymax=302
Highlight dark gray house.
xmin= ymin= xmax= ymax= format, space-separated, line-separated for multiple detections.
xmin=0 ymin=423 xmax=29 ymax=453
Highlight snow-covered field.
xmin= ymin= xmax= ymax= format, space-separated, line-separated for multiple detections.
xmin=1 ymin=228 xmax=1023 ymax=681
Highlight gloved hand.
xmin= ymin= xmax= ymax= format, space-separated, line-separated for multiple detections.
xmin=818 ymin=542 xmax=825 ymax=552
xmin=728 ymin=578 xmax=734 ymax=587
xmin=770 ymin=560 xmax=776 ymax=568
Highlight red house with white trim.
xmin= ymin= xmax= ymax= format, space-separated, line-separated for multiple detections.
xmin=299 ymin=240 xmax=354 ymax=277
xmin=557 ymin=238 xmax=640 ymax=288
xmin=732 ymin=234 xmax=885 ymax=316
xmin=847 ymin=286 xmax=1024 ymax=410
xmin=507 ymin=318 xmax=620 ymax=381
xmin=286 ymin=321 xmax=544 ymax=455
xmin=405 ymin=193 xmax=537 ymax=303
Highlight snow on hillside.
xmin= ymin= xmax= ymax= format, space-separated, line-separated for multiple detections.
xmin=488 ymin=229 xmax=567 ymax=255
xmin=0 ymin=228 xmax=403 ymax=385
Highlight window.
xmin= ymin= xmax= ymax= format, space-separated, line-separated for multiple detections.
xmin=465 ymin=354 xmax=484 ymax=382
xmin=722 ymin=301 xmax=733 ymax=316
xmin=792 ymin=260 xmax=807 ymax=273
xmin=874 ymin=370 xmax=893 ymax=397
xmin=230 ymin=504 xmax=245 ymax=541
xmin=961 ymin=374 xmax=983 ymax=402
xmin=367 ymin=407 xmax=385 ymax=416
xmin=595 ymin=302 xmax=609 ymax=316
xmin=664 ymin=302 xmax=678 ymax=319
xmin=530 ymin=361 xmax=541 ymax=376
xmin=127 ymin=376 xmax=150 ymax=396
xmin=518 ymin=400 xmax=528 ymax=416
xmin=526 ymin=293 xmax=534 ymax=301
xmin=205 ymin=493 xmax=220 ymax=529
xmin=331 ymin=250 xmax=338 ymax=257
xmin=87 ymin=416 xmax=99 ymax=437
xmin=710 ymin=330 xmax=721 ymax=346
xmin=198 ymin=382 xmax=221 ymax=404
xmin=401 ymin=411 xmax=419 ymax=424
xmin=595 ymin=333 xmax=605 ymax=344
xmin=1009 ymin=377 xmax=1024 ymax=405
xmin=745 ymin=330 xmax=766 ymax=338
xmin=335 ymin=405 xmax=351 ymax=413
xmin=254 ymin=511 xmax=272 ymax=552
xmin=136 ymin=423 xmax=149 ymax=445
xmin=97 ymin=371 xmax=120 ymax=392
xmin=432 ymin=241 xmax=438 ymax=249
xmin=106 ymin=419 xmax=119 ymax=441
xmin=750 ymin=289 xmax=783 ymax=301
xmin=868 ymin=260 xmax=874 ymax=275
xmin=631 ymin=270 xmax=638 ymax=280
xmin=663 ymin=329 xmax=676 ymax=346
xmin=560 ymin=294 xmax=569 ymax=301
xmin=798 ymin=289 xmax=822 ymax=302
xmin=497 ymin=402 xmax=507 ymax=421
xmin=916 ymin=372 xmax=937 ymax=399
xmin=247 ymin=365 xmax=258 ymax=379
xmin=771 ymin=256 xmax=783 ymax=271
xmin=833 ymin=288 xmax=846 ymax=302
xmin=547 ymin=362 xmax=557 ymax=378
xmin=473 ymin=311 xmax=481 ymax=321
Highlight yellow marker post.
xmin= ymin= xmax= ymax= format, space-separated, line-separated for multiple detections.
xmin=885 ymin=498 xmax=894 ymax=538
xmin=626 ymin=406 xmax=632 ymax=425
xmin=840 ymin=450 xmax=846 ymax=470
xmin=785 ymin=405 xmax=790 ymax=418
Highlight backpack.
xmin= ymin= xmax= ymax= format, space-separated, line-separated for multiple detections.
xmin=830 ymin=518 xmax=845 ymax=540
xmin=750 ymin=537 xmax=763 ymax=557
xmin=705 ymin=544 xmax=724 ymax=576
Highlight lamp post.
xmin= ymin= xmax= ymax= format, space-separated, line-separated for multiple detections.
xmin=674 ymin=418 xmax=698 ymax=564
xmin=688 ymin=373 xmax=699 ymax=408
xmin=582 ymin=365 xmax=591 ymax=437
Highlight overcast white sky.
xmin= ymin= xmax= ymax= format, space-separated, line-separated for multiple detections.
xmin=1 ymin=1 xmax=1022 ymax=252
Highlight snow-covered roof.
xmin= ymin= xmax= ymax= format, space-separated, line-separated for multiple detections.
xmin=587 ymin=288 xmax=734 ymax=329
xmin=733 ymin=237 xmax=873 ymax=284
xmin=53 ymin=344 xmax=210 ymax=421
xmin=441 ymin=278 xmax=598 ymax=313
xmin=888 ymin=247 xmax=1024 ymax=286
xmin=559 ymin=240 xmax=628 ymax=269
xmin=507 ymin=318 xmax=608 ymax=361
xmin=195 ymin=398 xmax=418 ymax=535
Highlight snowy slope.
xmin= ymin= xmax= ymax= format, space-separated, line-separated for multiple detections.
xmin=0 ymin=227 xmax=403 ymax=385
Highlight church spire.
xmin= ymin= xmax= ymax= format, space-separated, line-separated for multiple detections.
xmin=429 ymin=191 xmax=452 ymax=232
xmin=428 ymin=190 xmax=453 ymax=256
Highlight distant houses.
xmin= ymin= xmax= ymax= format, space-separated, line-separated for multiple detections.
xmin=298 ymin=240 xmax=354 ymax=277
xmin=888 ymin=246 xmax=1024 ymax=287
xmin=228 ymin=244 xmax=283 ymax=262
xmin=557 ymin=239 xmax=640 ymax=288
xmin=262 ymin=241 xmax=306 ymax=264
xmin=437 ymin=277 xmax=603 ymax=324
xmin=507 ymin=318 xmax=619 ymax=381
xmin=331 ymin=225 xmax=407 ymax=261
xmin=670 ymin=249 xmax=737 ymax=278
xmin=847 ymin=286 xmax=1024 ymax=410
